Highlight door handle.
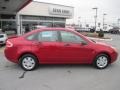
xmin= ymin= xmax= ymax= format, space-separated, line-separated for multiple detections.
xmin=64 ymin=44 xmax=70 ymax=46
xmin=33 ymin=42 xmax=42 ymax=45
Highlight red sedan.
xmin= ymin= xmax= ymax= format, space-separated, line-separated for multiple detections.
xmin=4 ymin=28 xmax=118 ymax=71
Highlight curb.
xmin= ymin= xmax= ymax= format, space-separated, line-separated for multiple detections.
xmin=87 ymin=37 xmax=112 ymax=41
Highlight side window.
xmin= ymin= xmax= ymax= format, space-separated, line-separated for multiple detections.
xmin=38 ymin=31 xmax=58 ymax=42
xmin=27 ymin=33 xmax=38 ymax=40
xmin=60 ymin=31 xmax=84 ymax=43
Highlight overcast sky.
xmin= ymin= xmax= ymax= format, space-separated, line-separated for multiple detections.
xmin=34 ymin=0 xmax=120 ymax=26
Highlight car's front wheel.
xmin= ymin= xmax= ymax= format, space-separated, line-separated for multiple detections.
xmin=19 ymin=54 xmax=38 ymax=71
xmin=93 ymin=54 xmax=110 ymax=69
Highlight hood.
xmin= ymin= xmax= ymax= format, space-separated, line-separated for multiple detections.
xmin=95 ymin=42 xmax=116 ymax=51
xmin=96 ymin=42 xmax=112 ymax=47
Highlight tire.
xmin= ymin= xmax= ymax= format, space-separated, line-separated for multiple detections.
xmin=93 ymin=54 xmax=110 ymax=69
xmin=19 ymin=54 xmax=38 ymax=71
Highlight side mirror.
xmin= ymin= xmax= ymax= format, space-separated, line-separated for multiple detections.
xmin=81 ymin=41 xmax=87 ymax=45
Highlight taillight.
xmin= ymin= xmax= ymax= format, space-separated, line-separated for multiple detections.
xmin=6 ymin=40 xmax=13 ymax=47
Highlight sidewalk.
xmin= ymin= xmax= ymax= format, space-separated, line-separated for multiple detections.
xmin=87 ymin=36 xmax=112 ymax=41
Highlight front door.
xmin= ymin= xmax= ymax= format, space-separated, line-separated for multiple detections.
xmin=58 ymin=31 xmax=94 ymax=63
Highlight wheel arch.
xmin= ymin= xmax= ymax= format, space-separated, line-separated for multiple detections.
xmin=18 ymin=52 xmax=39 ymax=63
xmin=94 ymin=51 xmax=111 ymax=63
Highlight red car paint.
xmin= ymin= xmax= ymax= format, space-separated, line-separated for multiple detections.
xmin=4 ymin=28 xmax=118 ymax=64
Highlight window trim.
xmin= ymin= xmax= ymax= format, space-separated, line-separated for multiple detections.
xmin=26 ymin=30 xmax=60 ymax=42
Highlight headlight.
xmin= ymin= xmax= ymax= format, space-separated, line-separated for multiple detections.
xmin=6 ymin=40 xmax=13 ymax=47
xmin=110 ymin=46 xmax=117 ymax=52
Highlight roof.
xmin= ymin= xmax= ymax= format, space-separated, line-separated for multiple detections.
xmin=33 ymin=1 xmax=74 ymax=8
xmin=0 ymin=0 xmax=32 ymax=14
xmin=23 ymin=27 xmax=75 ymax=36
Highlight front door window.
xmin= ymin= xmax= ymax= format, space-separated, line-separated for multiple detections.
xmin=60 ymin=31 xmax=85 ymax=43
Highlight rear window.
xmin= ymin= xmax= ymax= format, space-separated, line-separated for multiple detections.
xmin=0 ymin=35 xmax=4 ymax=38
xmin=26 ymin=33 xmax=38 ymax=40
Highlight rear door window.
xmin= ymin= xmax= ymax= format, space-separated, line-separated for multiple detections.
xmin=27 ymin=33 xmax=38 ymax=40
xmin=26 ymin=31 xmax=58 ymax=42
xmin=38 ymin=31 xmax=58 ymax=42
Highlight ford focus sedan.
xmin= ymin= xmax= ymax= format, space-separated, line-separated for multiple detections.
xmin=4 ymin=28 xmax=118 ymax=71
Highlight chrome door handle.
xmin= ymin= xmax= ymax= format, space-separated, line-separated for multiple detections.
xmin=33 ymin=42 xmax=42 ymax=45
xmin=64 ymin=44 xmax=70 ymax=46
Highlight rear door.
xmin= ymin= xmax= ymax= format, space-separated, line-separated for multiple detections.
xmin=27 ymin=30 xmax=60 ymax=63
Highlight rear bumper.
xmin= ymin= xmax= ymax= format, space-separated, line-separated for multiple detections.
xmin=4 ymin=47 xmax=18 ymax=63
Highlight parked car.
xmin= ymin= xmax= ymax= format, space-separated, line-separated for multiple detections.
xmin=109 ymin=27 xmax=120 ymax=34
xmin=0 ymin=33 xmax=7 ymax=45
xmin=4 ymin=28 xmax=118 ymax=71
xmin=2 ymin=26 xmax=17 ymax=35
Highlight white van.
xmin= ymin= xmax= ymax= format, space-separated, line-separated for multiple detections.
xmin=0 ymin=33 xmax=8 ymax=45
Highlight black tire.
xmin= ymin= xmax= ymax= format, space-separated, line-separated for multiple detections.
xmin=93 ymin=54 xmax=110 ymax=69
xmin=19 ymin=54 xmax=39 ymax=71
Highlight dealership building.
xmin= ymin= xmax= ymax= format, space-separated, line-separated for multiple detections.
xmin=0 ymin=0 xmax=74 ymax=35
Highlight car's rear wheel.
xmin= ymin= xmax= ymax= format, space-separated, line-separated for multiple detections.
xmin=19 ymin=54 xmax=38 ymax=71
xmin=93 ymin=54 xmax=110 ymax=69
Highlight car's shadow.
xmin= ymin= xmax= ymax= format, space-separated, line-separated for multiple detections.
xmin=36 ymin=63 xmax=118 ymax=71
xmin=37 ymin=64 xmax=92 ymax=70
xmin=3 ymin=62 xmax=118 ymax=72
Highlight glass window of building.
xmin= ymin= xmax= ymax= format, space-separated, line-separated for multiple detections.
xmin=1 ymin=14 xmax=15 ymax=19
xmin=54 ymin=23 xmax=65 ymax=27
xmin=40 ymin=22 xmax=53 ymax=27
xmin=53 ymin=17 xmax=66 ymax=22
xmin=2 ymin=21 xmax=17 ymax=34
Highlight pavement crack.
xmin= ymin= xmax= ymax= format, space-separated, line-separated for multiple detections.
xmin=42 ymin=84 xmax=53 ymax=90
xmin=67 ymin=70 xmax=72 ymax=73
xmin=5 ymin=65 xmax=9 ymax=68
xmin=19 ymin=71 xmax=27 ymax=79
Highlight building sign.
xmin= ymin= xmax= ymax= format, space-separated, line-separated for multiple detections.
xmin=49 ymin=6 xmax=73 ymax=16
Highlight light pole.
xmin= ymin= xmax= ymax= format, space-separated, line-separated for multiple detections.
xmin=78 ymin=17 xmax=81 ymax=27
xmin=92 ymin=7 xmax=98 ymax=31
xmin=103 ymin=13 xmax=107 ymax=30
xmin=117 ymin=18 xmax=120 ymax=29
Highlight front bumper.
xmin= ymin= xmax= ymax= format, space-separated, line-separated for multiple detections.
xmin=110 ymin=50 xmax=118 ymax=63
xmin=0 ymin=41 xmax=6 ymax=45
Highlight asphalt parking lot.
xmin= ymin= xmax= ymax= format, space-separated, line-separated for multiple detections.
xmin=0 ymin=34 xmax=120 ymax=90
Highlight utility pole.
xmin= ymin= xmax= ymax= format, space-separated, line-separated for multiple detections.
xmin=92 ymin=7 xmax=98 ymax=31
xmin=103 ymin=13 xmax=107 ymax=30
xmin=78 ymin=17 xmax=81 ymax=27
xmin=118 ymin=18 xmax=120 ymax=29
